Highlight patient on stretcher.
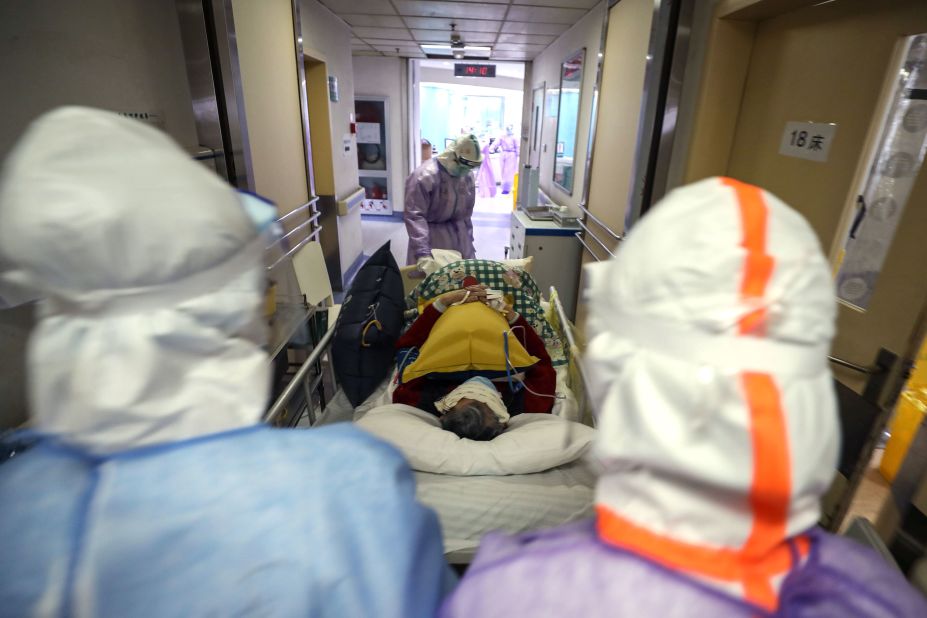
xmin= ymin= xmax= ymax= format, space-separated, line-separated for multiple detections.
xmin=392 ymin=277 xmax=557 ymax=440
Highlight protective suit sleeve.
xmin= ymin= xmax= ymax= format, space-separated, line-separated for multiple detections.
xmin=404 ymin=171 xmax=433 ymax=260
xmin=464 ymin=179 xmax=476 ymax=249
xmin=328 ymin=436 xmax=457 ymax=617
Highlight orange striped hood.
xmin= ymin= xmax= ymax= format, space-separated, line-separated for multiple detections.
xmin=582 ymin=177 xmax=839 ymax=611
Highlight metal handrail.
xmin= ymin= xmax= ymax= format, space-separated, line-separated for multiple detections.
xmin=828 ymin=355 xmax=882 ymax=375
xmin=278 ymin=197 xmax=320 ymax=222
xmin=266 ymin=227 xmax=323 ymax=271
xmin=264 ymin=323 xmax=336 ymax=423
xmin=577 ymin=202 xmax=623 ymax=242
xmin=577 ymin=219 xmax=615 ymax=259
xmin=267 ymin=211 xmax=321 ymax=250
xmin=575 ymin=232 xmax=607 ymax=262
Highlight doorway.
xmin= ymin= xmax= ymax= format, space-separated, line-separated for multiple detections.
xmin=357 ymin=59 xmax=524 ymax=266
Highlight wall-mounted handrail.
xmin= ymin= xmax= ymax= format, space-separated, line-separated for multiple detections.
xmin=267 ymin=211 xmax=321 ymax=250
xmin=828 ymin=355 xmax=882 ymax=375
xmin=264 ymin=323 xmax=336 ymax=424
xmin=278 ymin=197 xmax=320 ymax=223
xmin=577 ymin=201 xmax=624 ymax=242
xmin=266 ymin=227 xmax=323 ymax=272
xmin=575 ymin=232 xmax=607 ymax=262
xmin=577 ymin=219 xmax=615 ymax=259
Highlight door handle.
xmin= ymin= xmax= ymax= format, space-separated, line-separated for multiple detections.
xmin=849 ymin=195 xmax=867 ymax=239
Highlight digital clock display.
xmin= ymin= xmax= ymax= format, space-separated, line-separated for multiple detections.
xmin=454 ymin=64 xmax=496 ymax=78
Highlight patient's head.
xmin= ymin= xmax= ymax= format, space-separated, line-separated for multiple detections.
xmin=440 ymin=399 xmax=505 ymax=441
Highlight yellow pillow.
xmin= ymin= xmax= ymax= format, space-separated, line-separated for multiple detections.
xmin=401 ymin=302 xmax=539 ymax=382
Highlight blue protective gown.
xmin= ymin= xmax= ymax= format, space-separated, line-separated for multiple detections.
xmin=0 ymin=424 xmax=455 ymax=617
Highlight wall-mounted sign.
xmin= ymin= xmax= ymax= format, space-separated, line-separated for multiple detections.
xmin=778 ymin=121 xmax=837 ymax=162
xmin=356 ymin=122 xmax=380 ymax=144
xmin=454 ymin=63 xmax=496 ymax=77
xmin=328 ymin=76 xmax=339 ymax=102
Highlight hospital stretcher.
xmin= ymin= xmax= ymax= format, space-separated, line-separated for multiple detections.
xmin=267 ymin=280 xmax=598 ymax=564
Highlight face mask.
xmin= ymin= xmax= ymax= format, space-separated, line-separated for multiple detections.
xmin=436 ymin=376 xmax=510 ymax=422
xmin=465 ymin=376 xmax=496 ymax=390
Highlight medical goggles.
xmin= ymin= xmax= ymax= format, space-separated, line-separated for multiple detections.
xmin=457 ymin=154 xmax=481 ymax=169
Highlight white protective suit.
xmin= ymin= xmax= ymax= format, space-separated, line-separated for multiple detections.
xmin=440 ymin=177 xmax=927 ymax=617
xmin=0 ymin=107 xmax=452 ymax=617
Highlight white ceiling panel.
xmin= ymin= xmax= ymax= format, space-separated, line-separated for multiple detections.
xmin=497 ymin=32 xmax=556 ymax=45
xmin=501 ymin=21 xmax=569 ymax=36
xmin=373 ymin=45 xmax=425 ymax=53
xmin=493 ymin=42 xmax=547 ymax=52
xmin=350 ymin=26 xmax=414 ymax=40
xmin=401 ymin=16 xmax=502 ymax=33
xmin=513 ymin=0 xmax=599 ymax=8
xmin=394 ymin=1 xmax=509 ymax=20
xmin=411 ymin=29 xmax=498 ymax=43
xmin=506 ymin=5 xmax=586 ymax=24
xmin=491 ymin=51 xmax=531 ymax=60
xmin=362 ymin=38 xmax=422 ymax=46
xmin=341 ymin=0 xmax=599 ymax=60
xmin=341 ymin=14 xmax=407 ymax=28
xmin=319 ymin=0 xmax=395 ymax=15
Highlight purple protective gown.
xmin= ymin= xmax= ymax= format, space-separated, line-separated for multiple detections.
xmin=403 ymin=158 xmax=476 ymax=265
xmin=496 ymin=134 xmax=519 ymax=194
xmin=440 ymin=520 xmax=927 ymax=618
xmin=477 ymin=141 xmax=496 ymax=198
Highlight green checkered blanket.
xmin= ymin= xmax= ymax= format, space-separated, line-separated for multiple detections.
xmin=408 ymin=259 xmax=568 ymax=366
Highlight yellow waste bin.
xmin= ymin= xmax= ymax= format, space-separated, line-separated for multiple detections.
xmin=880 ymin=338 xmax=927 ymax=482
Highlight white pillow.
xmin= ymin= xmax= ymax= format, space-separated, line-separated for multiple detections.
xmin=356 ymin=404 xmax=594 ymax=476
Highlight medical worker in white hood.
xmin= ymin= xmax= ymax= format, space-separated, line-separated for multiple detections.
xmin=440 ymin=177 xmax=927 ymax=617
xmin=0 ymin=107 xmax=453 ymax=617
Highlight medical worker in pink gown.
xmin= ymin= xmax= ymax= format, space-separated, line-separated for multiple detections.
xmin=493 ymin=125 xmax=519 ymax=194
xmin=476 ymin=137 xmax=496 ymax=198
xmin=439 ymin=177 xmax=927 ymax=618
xmin=403 ymin=134 xmax=482 ymax=266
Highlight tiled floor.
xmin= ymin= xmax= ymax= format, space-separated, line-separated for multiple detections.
xmin=360 ymin=192 xmax=515 ymax=265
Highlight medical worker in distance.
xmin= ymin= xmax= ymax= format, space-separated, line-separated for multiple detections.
xmin=440 ymin=177 xmax=927 ymax=617
xmin=404 ymin=134 xmax=482 ymax=268
xmin=0 ymin=107 xmax=453 ymax=617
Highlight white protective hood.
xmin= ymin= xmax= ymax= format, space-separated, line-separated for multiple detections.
xmin=583 ymin=177 xmax=839 ymax=609
xmin=0 ymin=107 xmax=276 ymax=454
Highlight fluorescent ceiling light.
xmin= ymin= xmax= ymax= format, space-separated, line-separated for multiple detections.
xmin=420 ymin=44 xmax=492 ymax=59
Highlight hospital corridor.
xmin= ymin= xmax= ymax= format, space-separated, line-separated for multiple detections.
xmin=4 ymin=0 xmax=927 ymax=616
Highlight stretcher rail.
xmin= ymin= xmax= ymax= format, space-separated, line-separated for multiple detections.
xmin=264 ymin=323 xmax=336 ymax=424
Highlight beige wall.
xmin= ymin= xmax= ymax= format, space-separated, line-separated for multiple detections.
xmin=231 ymin=0 xmax=309 ymax=216
xmin=0 ymin=0 xmax=197 ymax=158
xmin=300 ymin=0 xmax=359 ymax=201
xmin=353 ymin=56 xmax=409 ymax=211
xmin=530 ymin=1 xmax=607 ymax=209
xmin=683 ymin=0 xmax=927 ymax=389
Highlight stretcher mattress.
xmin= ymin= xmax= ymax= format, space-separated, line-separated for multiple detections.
xmin=415 ymin=459 xmax=596 ymax=561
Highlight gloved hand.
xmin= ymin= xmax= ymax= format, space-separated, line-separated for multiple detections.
xmin=416 ymin=255 xmax=438 ymax=275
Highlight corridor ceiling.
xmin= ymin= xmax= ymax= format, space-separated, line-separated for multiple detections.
xmin=319 ymin=0 xmax=600 ymax=62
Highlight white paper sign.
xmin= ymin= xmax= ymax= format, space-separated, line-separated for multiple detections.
xmin=356 ymin=122 xmax=380 ymax=144
xmin=342 ymin=134 xmax=352 ymax=157
xmin=779 ymin=121 xmax=837 ymax=162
